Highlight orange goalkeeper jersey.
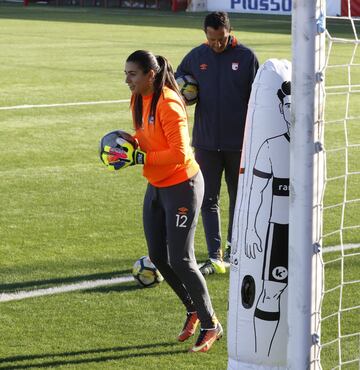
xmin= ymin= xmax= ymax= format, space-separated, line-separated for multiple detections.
xmin=133 ymin=86 xmax=199 ymax=188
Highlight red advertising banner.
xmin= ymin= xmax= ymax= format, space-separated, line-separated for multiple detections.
xmin=342 ymin=0 xmax=360 ymax=16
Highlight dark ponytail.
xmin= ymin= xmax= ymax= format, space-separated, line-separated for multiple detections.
xmin=126 ymin=50 xmax=183 ymax=129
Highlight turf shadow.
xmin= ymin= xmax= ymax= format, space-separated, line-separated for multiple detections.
xmin=0 ymin=342 xmax=188 ymax=369
xmin=84 ymin=280 xmax=142 ymax=293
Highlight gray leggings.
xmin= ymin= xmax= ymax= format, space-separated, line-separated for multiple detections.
xmin=143 ymin=171 xmax=215 ymax=328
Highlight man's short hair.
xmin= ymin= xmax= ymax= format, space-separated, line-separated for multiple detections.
xmin=204 ymin=12 xmax=231 ymax=32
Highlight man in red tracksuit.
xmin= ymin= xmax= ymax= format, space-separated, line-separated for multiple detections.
xmin=176 ymin=11 xmax=259 ymax=275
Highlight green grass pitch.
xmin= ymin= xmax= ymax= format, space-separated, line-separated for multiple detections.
xmin=0 ymin=4 xmax=358 ymax=369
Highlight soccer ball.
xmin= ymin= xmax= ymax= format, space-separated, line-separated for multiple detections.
xmin=176 ymin=74 xmax=199 ymax=106
xmin=99 ymin=130 xmax=137 ymax=171
xmin=132 ymin=256 xmax=164 ymax=288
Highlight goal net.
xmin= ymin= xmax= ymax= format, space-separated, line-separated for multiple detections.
xmin=317 ymin=1 xmax=360 ymax=368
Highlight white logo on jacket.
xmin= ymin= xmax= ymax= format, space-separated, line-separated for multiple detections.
xmin=232 ymin=62 xmax=239 ymax=71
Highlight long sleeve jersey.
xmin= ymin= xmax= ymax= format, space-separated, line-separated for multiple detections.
xmin=133 ymin=86 xmax=199 ymax=188
xmin=176 ymin=36 xmax=259 ymax=151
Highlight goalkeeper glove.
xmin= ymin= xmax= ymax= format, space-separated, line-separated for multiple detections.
xmin=103 ymin=143 xmax=145 ymax=170
xmin=114 ymin=140 xmax=146 ymax=166
xmin=133 ymin=148 xmax=146 ymax=165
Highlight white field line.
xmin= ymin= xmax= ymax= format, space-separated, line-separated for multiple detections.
xmin=0 ymin=99 xmax=130 ymax=110
xmin=0 ymin=245 xmax=358 ymax=303
xmin=322 ymin=243 xmax=359 ymax=253
xmin=0 ymin=276 xmax=133 ymax=303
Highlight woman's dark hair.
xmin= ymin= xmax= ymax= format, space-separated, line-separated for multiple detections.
xmin=204 ymin=11 xmax=231 ymax=32
xmin=126 ymin=50 xmax=182 ymax=129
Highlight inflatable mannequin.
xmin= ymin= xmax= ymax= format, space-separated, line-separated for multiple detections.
xmin=228 ymin=59 xmax=291 ymax=369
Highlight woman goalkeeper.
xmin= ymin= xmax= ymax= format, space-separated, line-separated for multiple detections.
xmin=122 ymin=49 xmax=222 ymax=352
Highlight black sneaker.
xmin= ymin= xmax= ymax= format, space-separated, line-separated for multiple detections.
xmin=199 ymin=259 xmax=226 ymax=276
xmin=223 ymin=244 xmax=231 ymax=263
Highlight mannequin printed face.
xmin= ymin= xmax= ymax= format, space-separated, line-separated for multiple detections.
xmin=280 ymin=95 xmax=291 ymax=128
xmin=125 ymin=61 xmax=155 ymax=96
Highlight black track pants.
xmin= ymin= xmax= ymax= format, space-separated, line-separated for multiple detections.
xmin=143 ymin=171 xmax=215 ymax=328
xmin=195 ymin=148 xmax=241 ymax=260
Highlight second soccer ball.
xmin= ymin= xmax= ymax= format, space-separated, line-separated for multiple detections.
xmin=132 ymin=256 xmax=164 ymax=288
xmin=176 ymin=74 xmax=199 ymax=106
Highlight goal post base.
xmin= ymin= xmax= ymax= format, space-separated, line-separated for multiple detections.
xmin=228 ymin=357 xmax=286 ymax=370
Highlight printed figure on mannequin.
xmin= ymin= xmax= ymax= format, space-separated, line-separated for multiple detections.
xmin=244 ymin=81 xmax=291 ymax=356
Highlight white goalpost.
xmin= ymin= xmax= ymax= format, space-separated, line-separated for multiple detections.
xmin=290 ymin=0 xmax=360 ymax=369
xmin=289 ymin=0 xmax=325 ymax=368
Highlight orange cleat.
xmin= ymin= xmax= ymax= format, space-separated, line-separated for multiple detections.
xmin=189 ymin=321 xmax=223 ymax=353
xmin=178 ymin=312 xmax=199 ymax=342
